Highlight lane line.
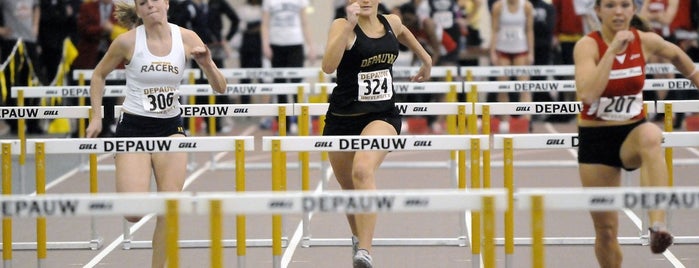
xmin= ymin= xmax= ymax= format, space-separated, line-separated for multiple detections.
xmin=281 ymin=169 xmax=327 ymax=268
xmin=30 ymin=153 xmax=113 ymax=196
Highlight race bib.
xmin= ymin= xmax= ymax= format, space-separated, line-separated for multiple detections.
xmin=357 ymin=69 xmax=393 ymax=102
xmin=142 ymin=86 xmax=179 ymax=113
xmin=589 ymin=92 xmax=643 ymax=121
xmin=500 ymin=26 xmax=524 ymax=41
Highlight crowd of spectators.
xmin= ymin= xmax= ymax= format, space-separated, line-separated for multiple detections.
xmin=0 ymin=0 xmax=698 ymax=136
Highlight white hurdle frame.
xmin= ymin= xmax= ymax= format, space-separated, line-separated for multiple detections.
xmin=261 ymin=134 xmax=490 ymax=265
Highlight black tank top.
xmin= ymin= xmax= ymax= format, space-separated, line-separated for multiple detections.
xmin=329 ymin=15 xmax=400 ymax=115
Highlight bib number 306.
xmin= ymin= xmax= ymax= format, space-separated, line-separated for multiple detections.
xmin=143 ymin=91 xmax=177 ymax=113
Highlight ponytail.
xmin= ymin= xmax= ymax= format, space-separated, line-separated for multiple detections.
xmin=115 ymin=2 xmax=142 ymax=29
xmin=630 ymin=14 xmax=651 ymax=32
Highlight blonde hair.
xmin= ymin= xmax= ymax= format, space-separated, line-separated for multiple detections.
xmin=115 ymin=1 xmax=143 ymax=29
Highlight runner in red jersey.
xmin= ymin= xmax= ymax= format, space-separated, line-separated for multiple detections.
xmin=574 ymin=0 xmax=699 ymax=267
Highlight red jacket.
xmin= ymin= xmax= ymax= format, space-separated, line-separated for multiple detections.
xmin=73 ymin=1 xmax=122 ymax=70
xmin=552 ymin=0 xmax=584 ymax=37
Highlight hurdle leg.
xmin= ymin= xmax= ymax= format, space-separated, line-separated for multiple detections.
xmin=3 ymin=143 xmax=13 ymax=268
xmin=165 ymin=200 xmax=179 ymax=268
xmin=302 ymin=212 xmax=311 ymax=248
xmin=90 ymin=216 xmax=103 ymax=250
xmin=89 ymin=153 xmax=103 ymax=250
xmin=122 ymin=219 xmax=132 ymax=249
xmin=623 ymin=171 xmax=650 ymax=241
xmin=531 ymin=195 xmax=544 ymax=268
xmin=210 ymin=200 xmax=222 ymax=268
xmin=18 ymin=165 xmax=26 ymax=195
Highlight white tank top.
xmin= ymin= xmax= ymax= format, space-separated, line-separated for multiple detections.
xmin=122 ymin=23 xmax=186 ymax=118
xmin=495 ymin=0 xmax=528 ymax=53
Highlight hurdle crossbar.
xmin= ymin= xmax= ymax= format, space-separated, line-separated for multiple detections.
xmin=460 ymin=63 xmax=699 ymax=78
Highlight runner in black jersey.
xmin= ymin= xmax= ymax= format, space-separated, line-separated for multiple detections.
xmin=321 ymin=0 xmax=432 ymax=267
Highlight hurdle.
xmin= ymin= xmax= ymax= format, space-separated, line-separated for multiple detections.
xmin=459 ymin=63 xmax=699 ymax=79
xmin=0 ymin=136 xmax=254 ymax=260
xmin=11 ymin=84 xmax=309 ymax=172
xmin=294 ymin=102 xmax=471 ymax=170
xmin=261 ymin=134 xmax=491 ymax=267
xmin=177 ymin=83 xmax=311 ymax=136
xmin=517 ymin=186 xmax=699 ymax=268
xmin=0 ymin=106 xmax=94 ymax=194
xmin=311 ymin=81 xmax=464 ymax=146
xmin=472 ymin=98 xmax=699 ymax=170
xmin=492 ymin=132 xmax=699 ymax=268
xmin=31 ymin=136 xmax=254 ymax=251
xmin=113 ymin=103 xmax=296 ymax=170
xmin=0 ymin=188 xmax=505 ymax=268
xmin=12 ymin=82 xmax=311 ymax=137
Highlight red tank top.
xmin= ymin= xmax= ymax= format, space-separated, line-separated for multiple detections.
xmin=580 ymin=29 xmax=647 ymax=121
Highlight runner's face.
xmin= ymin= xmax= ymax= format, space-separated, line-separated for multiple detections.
xmin=135 ymin=0 xmax=169 ymax=23
xmin=349 ymin=0 xmax=379 ymax=16
xmin=596 ymin=0 xmax=635 ymax=31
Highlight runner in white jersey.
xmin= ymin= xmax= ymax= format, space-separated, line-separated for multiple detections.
xmin=85 ymin=1 xmax=226 ymax=267
xmin=121 ymin=23 xmax=187 ymax=118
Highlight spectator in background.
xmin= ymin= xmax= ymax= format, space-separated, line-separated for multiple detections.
xmin=0 ymin=0 xmax=43 ymax=135
xmin=575 ymin=0 xmax=599 ymax=34
xmin=169 ymin=0 xmax=195 ymax=28
xmin=395 ymin=1 xmax=443 ymax=65
xmin=529 ymin=0 xmax=556 ymax=106
xmin=207 ymin=0 xmax=239 ymax=66
xmin=393 ymin=0 xmax=444 ymax=133
xmin=665 ymin=0 xmax=696 ymax=128
xmin=73 ymin=0 xmax=127 ymax=137
xmin=237 ymin=0 xmax=263 ymax=105
xmin=458 ymin=0 xmax=484 ymax=67
xmin=38 ymin=0 xmax=80 ymax=86
xmin=550 ymin=0 xmax=585 ymax=123
xmin=416 ymin=0 xmax=465 ymax=133
xmin=200 ymin=0 xmax=239 ymax=132
xmin=639 ymin=0 xmax=679 ymax=122
xmin=170 ymin=0 xmax=239 ymax=133
xmin=262 ymin=0 xmax=315 ymax=133
xmin=417 ymin=0 xmax=465 ymax=66
xmin=639 ymin=0 xmax=678 ymax=39
xmin=489 ymin=0 xmax=535 ymax=131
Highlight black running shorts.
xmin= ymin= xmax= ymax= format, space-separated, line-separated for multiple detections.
xmin=323 ymin=108 xmax=401 ymax=136
xmin=115 ymin=112 xmax=186 ymax=138
xmin=577 ymin=119 xmax=645 ymax=171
